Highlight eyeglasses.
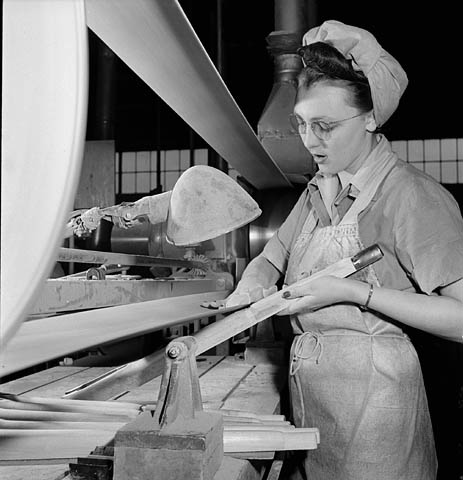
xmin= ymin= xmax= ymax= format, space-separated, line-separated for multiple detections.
xmin=289 ymin=112 xmax=364 ymax=141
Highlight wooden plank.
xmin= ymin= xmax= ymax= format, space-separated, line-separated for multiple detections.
xmin=22 ymin=368 xmax=116 ymax=398
xmin=222 ymin=364 xmax=286 ymax=415
xmin=0 ymin=429 xmax=116 ymax=462
xmin=61 ymin=351 xmax=166 ymax=401
xmin=117 ymin=355 xmax=225 ymax=404
xmin=224 ymin=429 xmax=319 ymax=453
xmin=0 ymin=357 xmax=295 ymax=470
xmin=0 ymin=367 xmax=87 ymax=395
xmin=199 ymin=358 xmax=255 ymax=409
xmin=0 ymin=464 xmax=69 ymax=480
xmin=0 ymin=458 xmax=260 ymax=480
xmin=55 ymin=247 xmax=383 ymax=401
xmin=194 ymin=245 xmax=384 ymax=357
xmin=74 ymin=140 xmax=115 ymax=210
xmin=0 ymin=408 xmax=134 ymax=424
xmin=0 ymin=291 xmax=233 ymax=378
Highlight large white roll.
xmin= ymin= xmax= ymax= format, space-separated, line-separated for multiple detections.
xmin=1 ymin=0 xmax=88 ymax=351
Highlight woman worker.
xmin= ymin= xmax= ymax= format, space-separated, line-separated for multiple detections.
xmin=228 ymin=20 xmax=463 ymax=479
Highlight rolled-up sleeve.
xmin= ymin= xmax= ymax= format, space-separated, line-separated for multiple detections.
xmin=261 ymin=190 xmax=311 ymax=275
xmin=394 ymin=176 xmax=463 ymax=294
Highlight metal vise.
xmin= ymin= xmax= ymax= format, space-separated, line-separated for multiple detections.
xmin=113 ymin=336 xmax=223 ymax=480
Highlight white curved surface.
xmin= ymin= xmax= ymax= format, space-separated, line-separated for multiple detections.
xmin=85 ymin=0 xmax=291 ymax=189
xmin=0 ymin=291 xmax=232 ymax=378
xmin=1 ymin=0 xmax=88 ymax=351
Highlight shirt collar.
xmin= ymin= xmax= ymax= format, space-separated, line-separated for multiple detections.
xmin=307 ymin=135 xmax=390 ymax=197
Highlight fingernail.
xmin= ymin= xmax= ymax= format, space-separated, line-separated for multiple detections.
xmin=282 ymin=291 xmax=291 ymax=298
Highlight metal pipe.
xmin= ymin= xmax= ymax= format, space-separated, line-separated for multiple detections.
xmin=256 ymin=0 xmax=318 ymax=179
xmin=274 ymin=0 xmax=308 ymax=32
xmin=58 ymin=247 xmax=208 ymax=271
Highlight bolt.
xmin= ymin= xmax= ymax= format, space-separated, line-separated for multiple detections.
xmin=167 ymin=345 xmax=181 ymax=359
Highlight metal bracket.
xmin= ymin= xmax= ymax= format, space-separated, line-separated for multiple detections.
xmin=151 ymin=336 xmax=203 ymax=429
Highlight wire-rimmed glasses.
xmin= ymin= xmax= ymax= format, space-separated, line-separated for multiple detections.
xmin=289 ymin=112 xmax=364 ymax=141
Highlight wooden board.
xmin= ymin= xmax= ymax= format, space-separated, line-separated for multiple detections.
xmin=222 ymin=364 xmax=286 ymax=414
xmin=10 ymin=368 xmax=116 ymax=399
xmin=0 ymin=356 xmax=287 ymax=469
xmin=118 ymin=356 xmax=225 ymax=404
xmin=0 ymin=429 xmax=116 ymax=463
xmin=199 ymin=359 xmax=256 ymax=410
xmin=74 ymin=140 xmax=115 ymax=209
xmin=0 ymin=291 xmax=236 ymax=378
xmin=0 ymin=367 xmax=89 ymax=396
xmin=0 ymin=464 xmax=69 ymax=480
xmin=0 ymin=457 xmax=260 ymax=480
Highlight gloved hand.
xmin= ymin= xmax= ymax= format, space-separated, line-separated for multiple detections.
xmin=225 ymin=284 xmax=278 ymax=307
xmin=201 ymin=284 xmax=277 ymax=309
xmin=70 ymin=207 xmax=104 ymax=237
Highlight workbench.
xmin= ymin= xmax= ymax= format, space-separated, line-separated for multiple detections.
xmin=0 ymin=355 xmax=288 ymax=480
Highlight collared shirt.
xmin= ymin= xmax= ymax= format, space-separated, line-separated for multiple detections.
xmin=261 ymin=138 xmax=463 ymax=295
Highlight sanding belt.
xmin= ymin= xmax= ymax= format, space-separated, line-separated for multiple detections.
xmin=85 ymin=0 xmax=290 ymax=190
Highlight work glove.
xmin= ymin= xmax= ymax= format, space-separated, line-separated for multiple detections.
xmin=201 ymin=283 xmax=277 ymax=310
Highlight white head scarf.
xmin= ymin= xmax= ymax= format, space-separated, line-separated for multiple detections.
xmin=303 ymin=20 xmax=408 ymax=126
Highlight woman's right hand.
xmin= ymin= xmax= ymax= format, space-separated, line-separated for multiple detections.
xmin=201 ymin=284 xmax=278 ymax=309
xmin=225 ymin=285 xmax=278 ymax=307
xmin=200 ymin=254 xmax=281 ymax=310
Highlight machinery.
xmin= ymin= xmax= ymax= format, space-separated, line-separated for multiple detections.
xmin=0 ymin=246 xmax=383 ymax=478
xmin=30 ymin=164 xmax=260 ymax=318
xmin=0 ymin=0 xmax=327 ymax=478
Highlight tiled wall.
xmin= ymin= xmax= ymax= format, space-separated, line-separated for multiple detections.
xmin=116 ymin=149 xmax=207 ymax=194
xmin=116 ymin=138 xmax=463 ymax=195
xmin=391 ymin=138 xmax=463 ymax=184
xmin=115 ymin=149 xmax=239 ymax=194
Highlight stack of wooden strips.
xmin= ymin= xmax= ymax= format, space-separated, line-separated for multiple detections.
xmin=0 ymin=394 xmax=319 ymax=462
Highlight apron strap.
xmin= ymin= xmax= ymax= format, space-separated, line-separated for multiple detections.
xmin=287 ymin=191 xmax=318 ymax=252
xmin=339 ymin=140 xmax=397 ymax=225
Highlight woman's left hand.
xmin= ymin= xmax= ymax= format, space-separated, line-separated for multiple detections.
xmin=279 ymin=275 xmax=355 ymax=315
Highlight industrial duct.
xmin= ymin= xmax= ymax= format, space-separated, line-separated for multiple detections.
xmin=257 ymin=0 xmax=317 ymax=183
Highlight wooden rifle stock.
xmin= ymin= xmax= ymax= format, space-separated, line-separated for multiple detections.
xmin=194 ymin=244 xmax=383 ymax=355
xmin=62 ymin=245 xmax=382 ymax=400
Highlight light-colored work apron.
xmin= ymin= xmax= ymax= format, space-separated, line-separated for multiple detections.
xmin=285 ymin=151 xmax=437 ymax=479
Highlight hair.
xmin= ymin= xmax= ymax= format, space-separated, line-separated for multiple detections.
xmin=297 ymin=42 xmax=373 ymax=114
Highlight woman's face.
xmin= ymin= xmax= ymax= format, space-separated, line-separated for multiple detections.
xmin=293 ymin=83 xmax=375 ymax=175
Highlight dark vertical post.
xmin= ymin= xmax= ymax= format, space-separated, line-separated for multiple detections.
xmin=208 ymin=0 xmax=228 ymax=174
xmin=155 ymin=97 xmax=162 ymax=191
xmin=93 ymin=38 xmax=116 ymax=140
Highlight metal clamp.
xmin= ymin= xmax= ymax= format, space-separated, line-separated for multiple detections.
xmin=151 ymin=336 xmax=203 ymax=429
